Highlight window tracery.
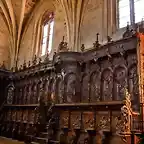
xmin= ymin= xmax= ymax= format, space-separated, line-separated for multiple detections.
xmin=118 ymin=0 xmax=144 ymax=28
xmin=41 ymin=12 xmax=54 ymax=56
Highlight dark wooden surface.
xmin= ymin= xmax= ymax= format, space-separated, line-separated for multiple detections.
xmin=0 ymin=26 xmax=142 ymax=143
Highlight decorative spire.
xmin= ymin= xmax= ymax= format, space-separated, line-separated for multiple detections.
xmin=28 ymin=61 xmax=31 ymax=67
xmin=32 ymin=55 xmax=37 ymax=66
xmin=123 ymin=22 xmax=133 ymax=38
xmin=44 ymin=52 xmax=49 ymax=63
xmin=39 ymin=57 xmax=42 ymax=64
xmin=58 ymin=36 xmax=68 ymax=52
xmin=23 ymin=60 xmax=27 ymax=69
xmin=0 ymin=61 xmax=6 ymax=69
xmin=81 ymin=44 xmax=85 ymax=52
xmin=107 ymin=36 xmax=112 ymax=43
xmin=93 ymin=33 xmax=100 ymax=48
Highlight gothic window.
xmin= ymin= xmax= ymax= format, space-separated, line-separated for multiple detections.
xmin=118 ymin=0 xmax=144 ymax=28
xmin=41 ymin=12 xmax=54 ymax=56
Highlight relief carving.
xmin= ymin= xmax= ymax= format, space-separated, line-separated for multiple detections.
xmin=114 ymin=66 xmax=127 ymax=100
xmin=57 ymin=79 xmax=64 ymax=103
xmin=32 ymin=83 xmax=38 ymax=104
xmin=70 ymin=112 xmax=81 ymax=129
xmin=82 ymin=112 xmax=95 ymax=130
xmin=90 ymin=72 xmax=100 ymax=102
xmin=96 ymin=112 xmax=110 ymax=131
xmin=7 ymin=110 xmax=12 ymax=121
xmin=7 ymin=83 xmax=15 ymax=104
xmin=66 ymin=74 xmax=77 ymax=103
xmin=101 ymin=69 xmax=113 ymax=101
xmin=60 ymin=111 xmax=69 ymax=128
xmin=23 ymin=85 xmax=27 ymax=104
xmin=81 ymin=75 xmax=89 ymax=102
xmin=27 ymin=83 xmax=32 ymax=104
xmin=44 ymin=79 xmax=49 ymax=102
xmin=12 ymin=110 xmax=17 ymax=121
xmin=128 ymin=65 xmax=139 ymax=111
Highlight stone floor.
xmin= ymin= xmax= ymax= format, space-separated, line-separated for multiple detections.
xmin=0 ymin=137 xmax=24 ymax=144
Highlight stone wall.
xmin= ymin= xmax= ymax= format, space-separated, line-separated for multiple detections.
xmin=0 ymin=12 xmax=10 ymax=68
xmin=0 ymin=0 xmax=125 ymax=69
xmin=18 ymin=0 xmax=65 ymax=66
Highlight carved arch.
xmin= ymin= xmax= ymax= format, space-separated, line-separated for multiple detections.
xmin=128 ymin=64 xmax=139 ymax=111
xmin=43 ymin=76 xmax=50 ymax=102
xmin=48 ymin=77 xmax=56 ymax=102
xmin=101 ymin=68 xmax=113 ymax=101
xmin=90 ymin=71 xmax=101 ymax=102
xmin=7 ymin=83 xmax=15 ymax=104
xmin=81 ymin=73 xmax=89 ymax=102
xmin=113 ymin=65 xmax=127 ymax=100
xmin=64 ymin=72 xmax=80 ymax=103
xmin=56 ymin=75 xmax=64 ymax=104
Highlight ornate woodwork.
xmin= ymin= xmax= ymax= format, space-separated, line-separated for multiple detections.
xmin=0 ymin=26 xmax=144 ymax=143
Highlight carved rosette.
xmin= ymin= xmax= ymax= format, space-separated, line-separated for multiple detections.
xmin=60 ymin=111 xmax=69 ymax=128
xmin=82 ymin=112 xmax=95 ymax=130
xmin=70 ymin=112 xmax=81 ymax=129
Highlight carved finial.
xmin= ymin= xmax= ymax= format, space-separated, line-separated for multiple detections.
xmin=23 ymin=60 xmax=26 ymax=69
xmin=0 ymin=61 xmax=6 ymax=69
xmin=44 ymin=52 xmax=49 ymax=63
xmin=39 ymin=57 xmax=42 ymax=64
xmin=107 ymin=36 xmax=112 ymax=43
xmin=28 ymin=61 xmax=31 ymax=67
xmin=58 ymin=36 xmax=68 ymax=52
xmin=139 ymin=18 xmax=144 ymax=33
xmin=93 ymin=33 xmax=100 ymax=48
xmin=81 ymin=44 xmax=85 ymax=52
xmin=32 ymin=55 xmax=37 ymax=66
xmin=19 ymin=65 xmax=23 ymax=71
xmin=62 ymin=36 xmax=65 ymax=42
xmin=126 ymin=22 xmax=130 ymax=30
xmin=123 ymin=22 xmax=133 ymax=38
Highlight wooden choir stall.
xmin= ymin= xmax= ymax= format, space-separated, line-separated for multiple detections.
xmin=0 ymin=24 xmax=144 ymax=144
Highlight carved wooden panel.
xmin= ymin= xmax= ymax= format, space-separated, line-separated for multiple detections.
xmin=31 ymin=83 xmax=37 ymax=104
xmin=23 ymin=110 xmax=28 ymax=123
xmin=7 ymin=110 xmax=12 ymax=121
xmin=111 ymin=111 xmax=122 ymax=133
xmin=29 ymin=110 xmax=35 ymax=124
xmin=101 ymin=69 xmax=113 ymax=101
xmin=81 ymin=75 xmax=89 ymax=102
xmin=12 ymin=110 xmax=17 ymax=121
xmin=96 ymin=111 xmax=110 ymax=131
xmin=43 ymin=79 xmax=49 ymax=102
xmin=23 ymin=85 xmax=27 ymax=104
xmin=66 ymin=73 xmax=77 ymax=103
xmin=82 ymin=112 xmax=95 ymax=130
xmin=90 ymin=72 xmax=100 ymax=102
xmin=7 ymin=84 xmax=14 ymax=104
xmin=57 ymin=79 xmax=64 ymax=104
xmin=16 ymin=110 xmax=23 ymax=122
xmin=70 ymin=112 xmax=81 ymax=129
xmin=128 ymin=65 xmax=139 ymax=111
xmin=113 ymin=66 xmax=127 ymax=100
xmin=60 ymin=111 xmax=69 ymax=128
